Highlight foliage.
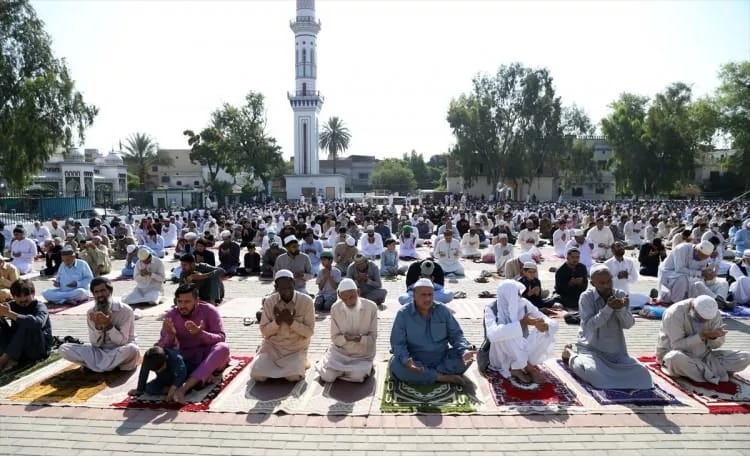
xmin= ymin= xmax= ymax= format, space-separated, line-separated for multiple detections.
xmin=122 ymin=132 xmax=170 ymax=191
xmin=714 ymin=61 xmax=750 ymax=186
xmin=557 ymin=106 xmax=600 ymax=189
xmin=0 ymin=0 xmax=98 ymax=190
xmin=370 ymin=158 xmax=417 ymax=193
xmin=319 ymin=116 xmax=351 ymax=174
xmin=185 ymin=91 xmax=283 ymax=191
xmin=447 ymin=63 xmax=563 ymax=195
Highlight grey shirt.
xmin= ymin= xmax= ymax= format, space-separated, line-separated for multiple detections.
xmin=273 ymin=252 xmax=313 ymax=292
xmin=577 ymin=288 xmax=633 ymax=356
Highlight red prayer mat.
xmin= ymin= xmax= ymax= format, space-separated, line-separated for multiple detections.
xmin=111 ymin=355 xmax=252 ymax=412
xmin=639 ymin=355 xmax=750 ymax=414
xmin=46 ymin=298 xmax=94 ymax=315
xmin=486 ymin=365 xmax=581 ymax=409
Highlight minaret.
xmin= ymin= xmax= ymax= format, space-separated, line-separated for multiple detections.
xmin=288 ymin=0 xmax=323 ymax=176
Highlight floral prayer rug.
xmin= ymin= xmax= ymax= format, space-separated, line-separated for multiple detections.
xmin=0 ymin=353 xmax=61 ymax=388
xmin=9 ymin=363 xmax=132 ymax=404
xmin=485 ymin=364 xmax=581 ymax=410
xmin=557 ymin=360 xmax=683 ymax=406
xmin=379 ymin=366 xmax=476 ymax=413
xmin=111 ymin=356 xmax=252 ymax=412
xmin=639 ymin=355 xmax=750 ymax=414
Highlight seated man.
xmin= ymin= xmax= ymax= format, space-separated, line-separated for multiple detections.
xmin=358 ymin=225 xmax=383 ymax=260
xmin=121 ymin=248 xmax=165 ymax=306
xmin=347 ymin=253 xmax=387 ymax=306
xmin=143 ymin=230 xmax=165 ymax=258
xmin=588 ymin=217 xmax=615 ymax=261
xmin=59 ymin=277 xmax=140 ymax=372
xmin=42 ymin=245 xmax=93 ymax=305
xmin=0 ymin=279 xmax=52 ymax=371
xmin=179 ymin=253 xmax=225 ymax=305
xmin=251 ymin=270 xmax=315 ymax=382
xmin=398 ymin=225 xmax=419 ymax=260
xmin=379 ymin=239 xmax=402 ymax=277
xmin=314 ymin=251 xmax=341 ymax=312
xmin=316 ymin=279 xmax=378 ymax=383
xmin=565 ymin=230 xmax=594 ymax=271
xmin=554 ymin=247 xmax=588 ymax=309
xmin=493 ymin=234 xmax=514 ymax=276
xmin=389 ymin=278 xmax=475 ymax=385
xmin=728 ymin=250 xmax=750 ymax=306
xmin=658 ymin=240 xmax=713 ymax=304
xmin=399 ymin=259 xmax=456 ymax=305
xmin=0 ymin=255 xmax=19 ymax=302
xmin=158 ymin=284 xmax=230 ymax=403
xmin=562 ymin=265 xmax=653 ymax=390
xmin=9 ymin=227 xmax=36 ymax=275
xmin=517 ymin=261 xmax=557 ymax=310
xmin=433 ymin=229 xmax=464 ymax=276
xmin=41 ymin=239 xmax=62 ymax=277
xmin=237 ymin=243 xmax=261 ymax=276
xmin=217 ymin=230 xmax=241 ymax=276
xmin=273 ymin=236 xmax=313 ymax=294
xmin=260 ymin=242 xmax=285 ymax=279
xmin=80 ymin=237 xmax=111 ymax=276
xmin=121 ymin=244 xmax=138 ymax=278
xmin=459 ymin=228 xmax=482 ymax=259
xmin=552 ymin=220 xmax=569 ymax=258
xmin=485 ymin=280 xmax=558 ymax=383
xmin=656 ymin=295 xmax=750 ymax=385
xmin=334 ymin=235 xmax=357 ymax=274
xmin=194 ymin=238 xmax=216 ymax=266
xmin=638 ymin=238 xmax=667 ymax=277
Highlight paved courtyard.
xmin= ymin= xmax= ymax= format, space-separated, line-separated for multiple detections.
xmin=0 ymin=244 xmax=749 ymax=455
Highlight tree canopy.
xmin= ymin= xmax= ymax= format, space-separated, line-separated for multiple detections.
xmin=0 ymin=0 xmax=98 ymax=190
xmin=370 ymin=158 xmax=417 ymax=193
xmin=122 ymin=132 xmax=172 ymax=191
xmin=319 ymin=116 xmax=351 ymax=174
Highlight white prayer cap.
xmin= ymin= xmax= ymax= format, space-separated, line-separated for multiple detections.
xmin=137 ymin=247 xmax=152 ymax=261
xmin=345 ymin=236 xmax=356 ymax=247
xmin=697 ymin=240 xmax=715 ymax=256
xmin=519 ymin=253 xmax=533 ymax=264
xmin=259 ymin=223 xmax=266 ymax=229
xmin=220 ymin=230 xmax=231 ymax=239
xmin=589 ymin=263 xmax=611 ymax=276
xmin=522 ymin=261 xmax=537 ymax=270
xmin=497 ymin=233 xmax=508 ymax=239
xmin=283 ymin=235 xmax=298 ymax=246
xmin=744 ymin=249 xmax=750 ymax=259
xmin=274 ymin=269 xmax=294 ymax=281
xmin=338 ymin=278 xmax=358 ymax=292
xmin=414 ymin=278 xmax=433 ymax=289
xmin=284 ymin=221 xmax=291 ymax=226
xmin=693 ymin=295 xmax=718 ymax=320
xmin=184 ymin=232 xmax=197 ymax=241
xmin=126 ymin=244 xmax=137 ymax=254
xmin=566 ymin=246 xmax=580 ymax=255
xmin=366 ymin=225 xmax=375 ymax=231
xmin=573 ymin=229 xmax=584 ymax=237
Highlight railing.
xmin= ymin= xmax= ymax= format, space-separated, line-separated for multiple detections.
xmin=288 ymin=90 xmax=322 ymax=97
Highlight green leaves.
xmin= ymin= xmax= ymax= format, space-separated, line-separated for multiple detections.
xmin=319 ymin=116 xmax=351 ymax=174
xmin=123 ymin=132 xmax=160 ymax=192
xmin=371 ymin=158 xmax=417 ymax=193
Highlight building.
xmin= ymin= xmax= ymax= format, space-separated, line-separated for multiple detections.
xmin=566 ymin=136 xmax=616 ymax=200
xmin=33 ymin=148 xmax=128 ymax=206
xmin=284 ymin=0 xmax=346 ymax=201
xmin=318 ymin=155 xmax=379 ymax=192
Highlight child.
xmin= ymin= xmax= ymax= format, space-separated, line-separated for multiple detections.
xmin=380 ymin=239 xmax=402 ymax=277
xmin=315 ymin=251 xmax=341 ymax=312
xmin=517 ymin=261 xmax=559 ymax=312
xmin=128 ymin=346 xmax=187 ymax=402
xmin=238 ymin=243 xmax=261 ymax=276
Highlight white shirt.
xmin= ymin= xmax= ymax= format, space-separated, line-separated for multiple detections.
xmin=604 ymin=256 xmax=638 ymax=294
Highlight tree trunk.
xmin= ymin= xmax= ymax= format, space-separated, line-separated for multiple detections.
xmin=333 ymin=151 xmax=337 ymax=174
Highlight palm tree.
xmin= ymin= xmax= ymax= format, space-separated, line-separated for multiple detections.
xmin=122 ymin=133 xmax=171 ymax=191
xmin=319 ymin=116 xmax=351 ymax=174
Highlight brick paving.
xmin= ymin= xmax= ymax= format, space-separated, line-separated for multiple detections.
xmin=1 ymin=246 xmax=749 ymax=455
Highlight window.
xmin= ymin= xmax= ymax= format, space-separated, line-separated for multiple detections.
xmin=358 ymin=173 xmax=369 ymax=180
xmin=572 ymin=187 xmax=583 ymax=197
xmin=595 ymin=187 xmax=605 ymax=194
xmin=194 ymin=181 xmax=201 ymax=187
xmin=175 ymin=180 xmax=182 ymax=186
xmin=152 ymin=166 xmax=158 ymax=172
xmin=161 ymin=176 xmax=170 ymax=183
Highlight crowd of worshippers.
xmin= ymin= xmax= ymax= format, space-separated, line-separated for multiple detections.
xmin=0 ymin=197 xmax=749 ymax=396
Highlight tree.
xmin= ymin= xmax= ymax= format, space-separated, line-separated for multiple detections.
xmin=0 ymin=0 xmax=98 ymax=190
xmin=601 ymin=93 xmax=651 ymax=195
xmin=122 ymin=132 xmax=171 ymax=191
xmin=184 ymin=127 xmax=231 ymax=191
xmin=557 ymin=106 xmax=600 ymax=190
xmin=402 ymin=150 xmax=431 ymax=188
xmin=319 ymin=116 xmax=351 ymax=174
xmin=714 ymin=61 xmax=750 ymax=186
xmin=370 ymin=158 xmax=417 ymax=193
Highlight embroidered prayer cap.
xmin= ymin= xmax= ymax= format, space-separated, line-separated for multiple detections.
xmin=338 ymin=278 xmax=358 ymax=292
xmin=283 ymin=235 xmax=298 ymax=246
xmin=522 ymin=261 xmax=537 ymax=270
xmin=697 ymin=240 xmax=715 ymax=256
xmin=744 ymin=249 xmax=750 ymax=259
xmin=61 ymin=245 xmax=75 ymax=255
xmin=126 ymin=244 xmax=137 ymax=254
xmin=137 ymin=247 xmax=152 ymax=261
xmin=420 ymin=260 xmax=435 ymax=277
xmin=693 ymin=295 xmax=718 ymax=319
xmin=413 ymin=278 xmax=433 ymax=289
xmin=274 ymin=269 xmax=294 ymax=281
xmin=220 ymin=230 xmax=232 ymax=239
xmin=345 ymin=236 xmax=356 ymax=247
xmin=353 ymin=253 xmax=367 ymax=264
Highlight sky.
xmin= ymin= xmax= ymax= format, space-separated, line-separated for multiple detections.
xmin=31 ymin=0 xmax=750 ymax=161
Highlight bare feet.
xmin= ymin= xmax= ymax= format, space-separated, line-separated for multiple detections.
xmin=561 ymin=344 xmax=574 ymax=366
xmin=510 ymin=369 xmax=531 ymax=384
xmin=526 ymin=365 xmax=547 ymax=384
xmin=436 ymin=374 xmax=466 ymax=385
xmin=172 ymin=387 xmax=187 ymax=404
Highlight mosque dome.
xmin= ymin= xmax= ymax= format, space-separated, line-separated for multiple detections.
xmin=104 ymin=150 xmax=124 ymax=165
xmin=67 ymin=148 xmax=85 ymax=163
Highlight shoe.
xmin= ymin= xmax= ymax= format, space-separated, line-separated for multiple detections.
xmin=649 ymin=288 xmax=659 ymax=299
xmin=716 ymin=295 xmax=735 ymax=312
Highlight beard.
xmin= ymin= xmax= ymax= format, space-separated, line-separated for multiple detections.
xmin=94 ymin=296 xmax=112 ymax=313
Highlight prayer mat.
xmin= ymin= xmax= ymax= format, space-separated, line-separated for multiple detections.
xmin=639 ymin=355 xmax=750 ymax=414
xmin=9 ymin=364 xmax=133 ymax=404
xmin=45 ymin=297 xmax=94 ymax=315
xmin=0 ymin=353 xmax=61 ymax=388
xmin=557 ymin=360 xmax=682 ymax=406
xmin=720 ymin=305 xmax=750 ymax=319
xmin=379 ymin=366 xmax=477 ymax=413
xmin=111 ymin=355 xmax=252 ymax=412
xmin=485 ymin=365 xmax=581 ymax=411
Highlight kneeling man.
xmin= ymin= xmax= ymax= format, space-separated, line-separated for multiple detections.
xmin=317 ymin=279 xmax=378 ymax=383
xmin=251 ymin=269 xmax=315 ymax=382
xmin=0 ymin=279 xmax=52 ymax=371
xmin=59 ymin=277 xmax=140 ymax=372
xmin=485 ymin=280 xmax=558 ymax=384
xmin=563 ymin=265 xmax=653 ymax=389
xmin=121 ymin=247 xmax=165 ymax=306
xmin=656 ymin=295 xmax=750 ymax=384
xmin=389 ymin=278 xmax=475 ymax=384
xmin=159 ymin=284 xmax=231 ymax=403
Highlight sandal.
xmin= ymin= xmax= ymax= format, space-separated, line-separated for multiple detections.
xmin=453 ymin=291 xmax=467 ymax=299
xmin=478 ymin=291 xmax=496 ymax=299
xmin=474 ymin=277 xmax=489 ymax=284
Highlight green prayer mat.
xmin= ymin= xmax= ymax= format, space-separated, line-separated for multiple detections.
xmin=380 ymin=366 xmax=476 ymax=413
xmin=0 ymin=353 xmax=61 ymax=388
